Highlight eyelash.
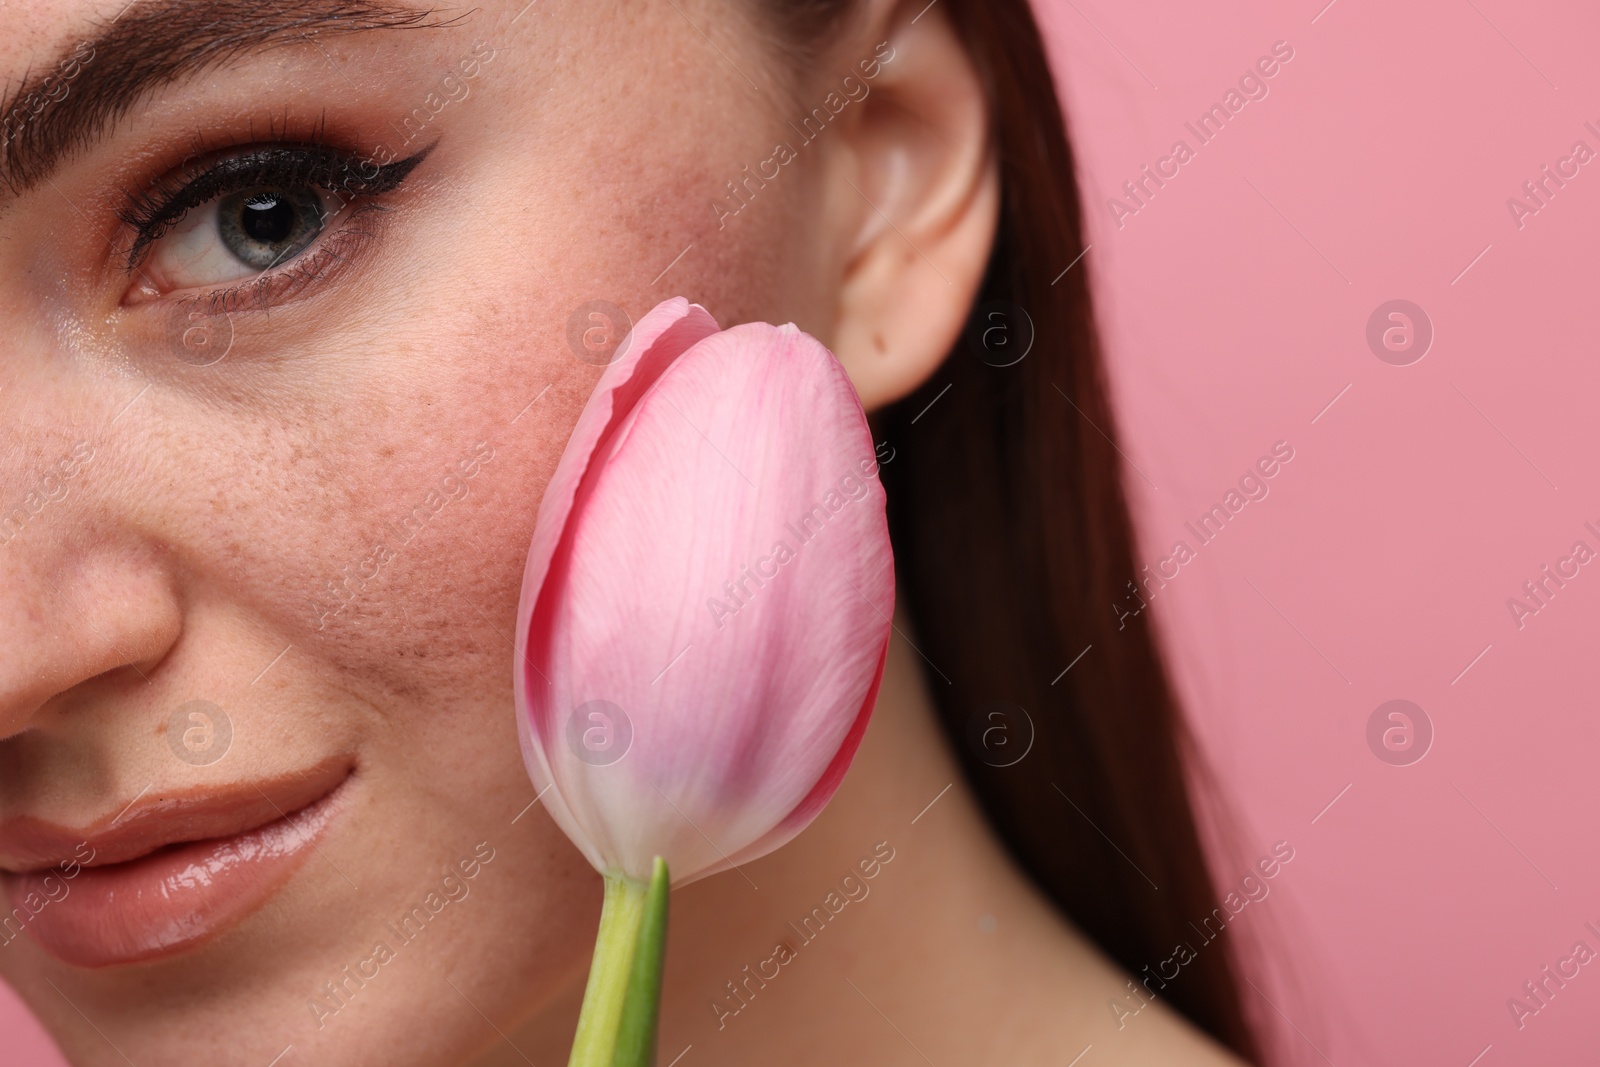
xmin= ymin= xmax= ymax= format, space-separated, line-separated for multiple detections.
xmin=116 ymin=137 xmax=431 ymax=311
xmin=187 ymin=209 xmax=378 ymax=315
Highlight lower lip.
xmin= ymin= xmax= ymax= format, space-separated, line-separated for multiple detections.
xmin=3 ymin=779 xmax=348 ymax=968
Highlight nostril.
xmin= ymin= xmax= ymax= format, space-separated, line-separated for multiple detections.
xmin=0 ymin=544 xmax=182 ymax=740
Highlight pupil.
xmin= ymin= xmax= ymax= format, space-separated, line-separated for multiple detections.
xmin=241 ymin=194 xmax=295 ymax=244
xmin=216 ymin=186 xmax=325 ymax=270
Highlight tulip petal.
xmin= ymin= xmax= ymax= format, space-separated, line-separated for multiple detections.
xmin=517 ymin=306 xmax=893 ymax=883
xmin=515 ymin=299 xmax=720 ymax=870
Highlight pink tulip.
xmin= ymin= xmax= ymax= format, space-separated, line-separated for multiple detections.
xmin=514 ymin=297 xmax=894 ymax=886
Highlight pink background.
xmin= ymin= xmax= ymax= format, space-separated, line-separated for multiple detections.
xmin=5 ymin=0 xmax=1598 ymax=1063
xmin=1033 ymin=0 xmax=1600 ymax=1063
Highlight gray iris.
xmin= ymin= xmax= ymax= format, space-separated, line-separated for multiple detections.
xmin=217 ymin=187 xmax=326 ymax=270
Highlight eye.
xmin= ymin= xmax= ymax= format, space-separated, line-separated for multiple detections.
xmin=119 ymin=143 xmax=432 ymax=308
xmin=139 ymin=184 xmax=333 ymax=293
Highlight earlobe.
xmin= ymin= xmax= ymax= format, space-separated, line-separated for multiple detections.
xmin=825 ymin=4 xmax=1000 ymax=413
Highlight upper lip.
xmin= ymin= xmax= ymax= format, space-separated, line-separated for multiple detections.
xmin=0 ymin=758 xmax=353 ymax=873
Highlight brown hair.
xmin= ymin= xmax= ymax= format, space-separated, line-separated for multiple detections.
xmin=767 ymin=1 xmax=1264 ymax=1060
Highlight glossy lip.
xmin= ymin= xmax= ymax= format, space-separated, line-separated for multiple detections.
xmin=0 ymin=759 xmax=353 ymax=967
xmin=0 ymin=758 xmax=353 ymax=872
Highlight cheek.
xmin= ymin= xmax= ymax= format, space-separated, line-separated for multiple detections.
xmin=124 ymin=271 xmax=594 ymax=734
xmin=640 ymin=141 xmax=834 ymax=339
xmin=483 ymin=16 xmax=830 ymax=355
xmin=282 ymin=296 xmax=597 ymax=691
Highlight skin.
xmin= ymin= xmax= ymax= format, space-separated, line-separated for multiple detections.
xmin=0 ymin=0 xmax=1246 ymax=1064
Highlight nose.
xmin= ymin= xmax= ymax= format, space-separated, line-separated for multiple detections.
xmin=0 ymin=481 xmax=182 ymax=739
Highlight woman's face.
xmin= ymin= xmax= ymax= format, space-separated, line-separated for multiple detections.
xmin=0 ymin=0 xmax=851 ymax=1061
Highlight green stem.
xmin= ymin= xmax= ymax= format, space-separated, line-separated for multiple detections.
xmin=612 ymin=857 xmax=670 ymax=1067
xmin=568 ymin=873 xmax=650 ymax=1067
xmin=567 ymin=859 xmax=671 ymax=1067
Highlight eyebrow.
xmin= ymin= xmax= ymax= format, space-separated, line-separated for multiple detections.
xmin=0 ymin=0 xmax=456 ymax=196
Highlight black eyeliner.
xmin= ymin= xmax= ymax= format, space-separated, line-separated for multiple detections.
xmin=118 ymin=142 xmax=433 ymax=271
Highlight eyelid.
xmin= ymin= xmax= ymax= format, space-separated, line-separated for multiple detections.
xmin=118 ymin=142 xmax=434 ymax=273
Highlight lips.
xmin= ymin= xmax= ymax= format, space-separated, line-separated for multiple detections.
xmin=0 ymin=760 xmax=352 ymax=968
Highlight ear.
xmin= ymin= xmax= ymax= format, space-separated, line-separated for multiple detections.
xmin=825 ymin=2 xmax=1000 ymax=412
